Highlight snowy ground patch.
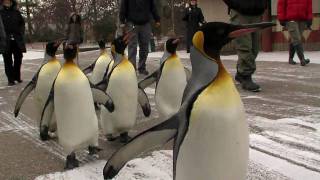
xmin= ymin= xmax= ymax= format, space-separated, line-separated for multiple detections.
xmin=36 ymin=115 xmax=320 ymax=180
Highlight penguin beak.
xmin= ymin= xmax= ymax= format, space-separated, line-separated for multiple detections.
xmin=172 ymin=38 xmax=180 ymax=44
xmin=228 ymin=22 xmax=276 ymax=38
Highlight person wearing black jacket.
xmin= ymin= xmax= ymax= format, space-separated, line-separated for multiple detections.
xmin=182 ymin=0 xmax=206 ymax=53
xmin=119 ymin=0 xmax=160 ymax=75
xmin=0 ymin=0 xmax=26 ymax=86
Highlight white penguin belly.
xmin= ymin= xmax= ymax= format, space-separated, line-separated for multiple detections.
xmin=100 ymin=60 xmax=138 ymax=134
xmin=34 ymin=60 xmax=60 ymax=127
xmin=90 ymin=55 xmax=112 ymax=84
xmin=55 ymin=66 xmax=98 ymax=154
xmin=176 ymin=74 xmax=249 ymax=180
xmin=156 ymin=59 xmax=187 ymax=120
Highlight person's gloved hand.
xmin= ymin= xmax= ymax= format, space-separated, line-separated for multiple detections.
xmin=155 ymin=22 xmax=161 ymax=28
xmin=306 ymin=20 xmax=312 ymax=30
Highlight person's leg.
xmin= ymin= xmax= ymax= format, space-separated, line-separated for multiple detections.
xmin=137 ymin=23 xmax=151 ymax=75
xmin=128 ymin=23 xmax=138 ymax=69
xmin=2 ymin=41 xmax=15 ymax=85
xmin=287 ymin=21 xmax=309 ymax=66
xmin=186 ymin=29 xmax=192 ymax=53
xmin=12 ymin=41 xmax=23 ymax=82
xmin=231 ymin=11 xmax=261 ymax=92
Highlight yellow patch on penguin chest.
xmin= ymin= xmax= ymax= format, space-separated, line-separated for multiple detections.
xmin=176 ymin=66 xmax=248 ymax=180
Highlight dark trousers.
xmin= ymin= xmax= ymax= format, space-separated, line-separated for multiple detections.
xmin=127 ymin=22 xmax=151 ymax=71
xmin=186 ymin=29 xmax=196 ymax=52
xmin=2 ymin=40 xmax=23 ymax=82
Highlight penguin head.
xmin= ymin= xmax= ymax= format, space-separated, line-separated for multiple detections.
xmin=112 ymin=33 xmax=131 ymax=55
xmin=45 ymin=41 xmax=61 ymax=57
xmin=63 ymin=42 xmax=78 ymax=61
xmin=165 ymin=38 xmax=180 ymax=54
xmin=194 ymin=22 xmax=275 ymax=59
xmin=98 ymin=40 xmax=106 ymax=49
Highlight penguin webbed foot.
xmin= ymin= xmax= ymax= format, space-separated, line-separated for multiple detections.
xmin=88 ymin=146 xmax=102 ymax=155
xmin=40 ymin=126 xmax=50 ymax=141
xmin=120 ymin=132 xmax=131 ymax=143
xmin=64 ymin=152 xmax=79 ymax=170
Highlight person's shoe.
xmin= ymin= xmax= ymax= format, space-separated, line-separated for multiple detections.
xmin=16 ymin=79 xmax=23 ymax=83
xmin=289 ymin=58 xmax=297 ymax=65
xmin=295 ymin=44 xmax=310 ymax=66
xmin=236 ymin=74 xmax=261 ymax=92
xmin=8 ymin=81 xmax=15 ymax=86
xmin=139 ymin=69 xmax=149 ymax=75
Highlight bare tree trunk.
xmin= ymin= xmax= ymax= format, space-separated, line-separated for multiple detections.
xmin=25 ymin=0 xmax=33 ymax=36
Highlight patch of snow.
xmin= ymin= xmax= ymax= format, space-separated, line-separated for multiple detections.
xmin=148 ymin=51 xmax=320 ymax=64
xmin=0 ymin=50 xmax=44 ymax=63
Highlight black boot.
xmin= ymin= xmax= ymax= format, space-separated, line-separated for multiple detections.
xmin=120 ymin=132 xmax=130 ymax=143
xmin=88 ymin=146 xmax=102 ymax=155
xmin=295 ymin=44 xmax=310 ymax=66
xmin=235 ymin=73 xmax=261 ymax=92
xmin=289 ymin=43 xmax=297 ymax=65
xmin=65 ymin=152 xmax=79 ymax=170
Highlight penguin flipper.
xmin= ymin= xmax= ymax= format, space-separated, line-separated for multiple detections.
xmin=184 ymin=67 xmax=192 ymax=81
xmin=138 ymin=87 xmax=151 ymax=117
xmin=14 ymin=75 xmax=37 ymax=117
xmin=82 ymin=61 xmax=96 ymax=75
xmin=103 ymin=115 xmax=179 ymax=179
xmin=40 ymin=89 xmax=54 ymax=139
xmin=138 ymin=70 xmax=160 ymax=89
xmin=91 ymin=85 xmax=114 ymax=112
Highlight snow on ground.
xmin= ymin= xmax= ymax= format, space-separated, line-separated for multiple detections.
xmin=148 ymin=51 xmax=320 ymax=64
xmin=36 ymin=114 xmax=320 ymax=180
xmin=0 ymin=50 xmax=44 ymax=62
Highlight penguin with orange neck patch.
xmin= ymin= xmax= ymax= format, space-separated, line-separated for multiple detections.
xmin=97 ymin=34 xmax=151 ymax=143
xmin=41 ymin=43 xmax=115 ymax=169
xmin=139 ymin=38 xmax=189 ymax=120
xmin=103 ymin=22 xmax=275 ymax=180
xmin=14 ymin=41 xmax=62 ymax=140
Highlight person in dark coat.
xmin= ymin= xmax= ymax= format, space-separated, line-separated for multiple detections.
xmin=66 ymin=13 xmax=83 ymax=45
xmin=119 ymin=0 xmax=160 ymax=75
xmin=0 ymin=0 xmax=26 ymax=86
xmin=0 ymin=6 xmax=6 ymax=54
xmin=182 ymin=0 xmax=206 ymax=53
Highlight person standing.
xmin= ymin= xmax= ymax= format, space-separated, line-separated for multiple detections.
xmin=182 ymin=0 xmax=206 ymax=53
xmin=223 ymin=0 xmax=267 ymax=92
xmin=66 ymin=12 xmax=83 ymax=66
xmin=119 ymin=0 xmax=160 ymax=75
xmin=278 ymin=0 xmax=312 ymax=66
xmin=0 ymin=0 xmax=26 ymax=86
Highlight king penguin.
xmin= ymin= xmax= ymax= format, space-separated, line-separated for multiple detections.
xmin=14 ymin=41 xmax=62 ymax=140
xmin=103 ymin=22 xmax=275 ymax=180
xmin=139 ymin=38 xmax=190 ymax=120
xmin=41 ymin=43 xmax=115 ymax=169
xmin=97 ymin=34 xmax=151 ymax=143
xmin=83 ymin=40 xmax=113 ymax=84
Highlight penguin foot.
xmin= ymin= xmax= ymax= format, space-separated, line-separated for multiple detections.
xmin=40 ymin=126 xmax=50 ymax=141
xmin=120 ymin=132 xmax=131 ymax=143
xmin=64 ymin=152 xmax=79 ymax=170
xmin=88 ymin=146 xmax=102 ymax=155
xmin=106 ymin=134 xmax=117 ymax=142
